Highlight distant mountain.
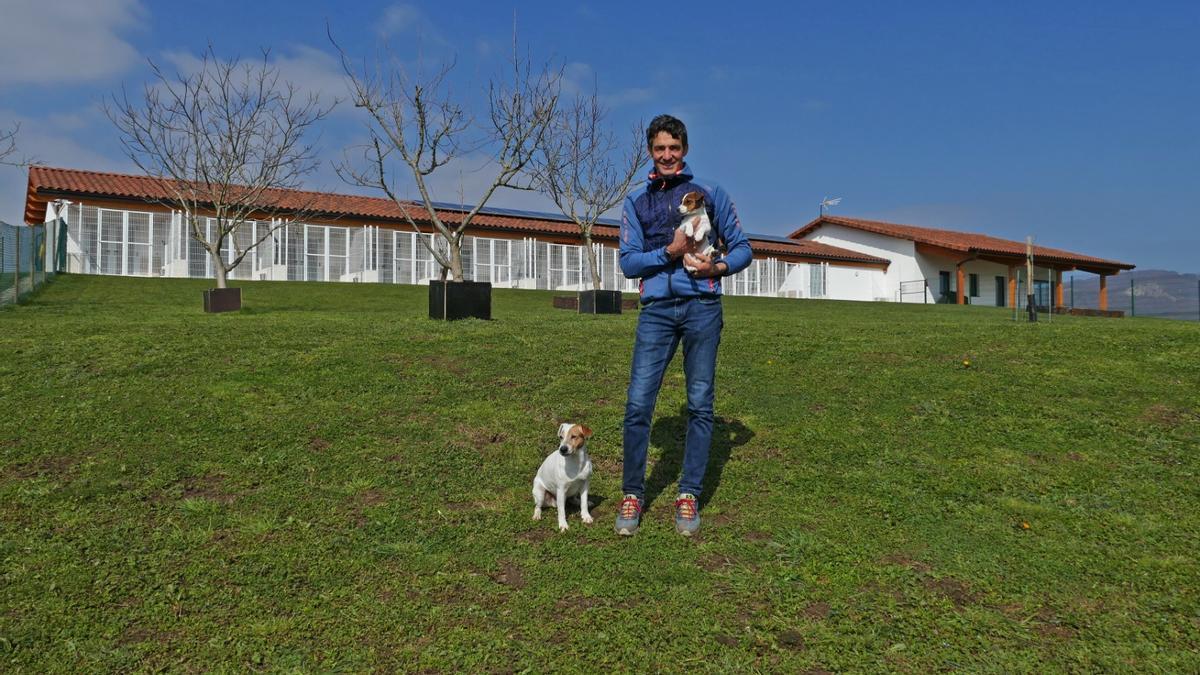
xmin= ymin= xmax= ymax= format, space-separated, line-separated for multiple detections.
xmin=1067 ymin=269 xmax=1199 ymax=321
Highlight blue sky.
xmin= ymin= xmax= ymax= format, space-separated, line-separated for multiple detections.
xmin=1 ymin=0 xmax=1197 ymax=273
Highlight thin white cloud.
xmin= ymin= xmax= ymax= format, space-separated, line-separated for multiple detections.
xmin=158 ymin=45 xmax=349 ymax=116
xmin=0 ymin=0 xmax=144 ymax=87
xmin=561 ymin=61 xmax=654 ymax=110
xmin=0 ymin=107 xmax=136 ymax=225
xmin=378 ymin=3 xmax=448 ymax=46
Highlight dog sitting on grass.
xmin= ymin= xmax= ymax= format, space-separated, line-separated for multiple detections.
xmin=532 ymin=423 xmax=594 ymax=532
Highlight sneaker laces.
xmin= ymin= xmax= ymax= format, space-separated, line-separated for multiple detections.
xmin=619 ymin=495 xmax=641 ymax=519
xmin=675 ymin=494 xmax=697 ymax=520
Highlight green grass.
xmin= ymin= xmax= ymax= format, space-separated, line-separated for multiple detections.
xmin=2 ymin=274 xmax=1198 ymax=672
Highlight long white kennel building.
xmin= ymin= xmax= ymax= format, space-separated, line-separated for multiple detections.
xmin=23 ymin=167 xmax=1131 ymax=306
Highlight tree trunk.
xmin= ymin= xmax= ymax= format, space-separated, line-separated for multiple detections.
xmin=448 ymin=239 xmax=465 ymax=282
xmin=211 ymin=250 xmax=228 ymax=289
xmin=584 ymin=232 xmax=601 ymax=291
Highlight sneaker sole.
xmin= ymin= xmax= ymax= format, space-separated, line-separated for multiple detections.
xmin=616 ymin=526 xmax=637 ymax=536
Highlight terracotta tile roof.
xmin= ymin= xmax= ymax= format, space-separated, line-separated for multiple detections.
xmin=789 ymin=215 xmax=1134 ymax=272
xmin=26 ymin=166 xmax=887 ymax=266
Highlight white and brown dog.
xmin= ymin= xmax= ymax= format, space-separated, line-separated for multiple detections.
xmin=532 ymin=422 xmax=594 ymax=531
xmin=677 ymin=190 xmax=716 ymax=273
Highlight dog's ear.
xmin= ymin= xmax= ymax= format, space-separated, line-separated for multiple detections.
xmin=579 ymin=425 xmax=593 ymax=438
xmin=558 ymin=422 xmax=572 ymax=439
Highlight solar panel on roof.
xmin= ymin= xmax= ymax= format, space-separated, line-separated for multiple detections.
xmin=428 ymin=200 xmax=622 ymax=227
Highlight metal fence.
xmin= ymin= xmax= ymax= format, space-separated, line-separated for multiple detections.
xmin=55 ymin=202 xmax=832 ymax=300
xmin=0 ymin=219 xmax=64 ymax=307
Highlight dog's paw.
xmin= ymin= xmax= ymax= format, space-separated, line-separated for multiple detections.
xmin=558 ymin=523 xmax=569 ymax=532
xmin=532 ymin=509 xmax=542 ymax=520
xmin=581 ymin=514 xmax=594 ymax=524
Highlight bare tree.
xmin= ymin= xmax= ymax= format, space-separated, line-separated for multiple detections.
xmin=533 ymin=90 xmax=643 ymax=291
xmin=0 ymin=123 xmax=17 ymax=165
xmin=0 ymin=122 xmax=31 ymax=167
xmin=334 ymin=33 xmax=560 ymax=282
xmin=107 ymin=45 xmax=331 ymax=288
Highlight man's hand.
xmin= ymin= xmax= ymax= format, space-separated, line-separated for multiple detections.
xmin=665 ymin=228 xmax=696 ymax=260
xmin=683 ymin=250 xmax=726 ymax=278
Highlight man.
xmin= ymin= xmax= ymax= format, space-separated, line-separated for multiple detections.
xmin=615 ymin=114 xmax=752 ymax=537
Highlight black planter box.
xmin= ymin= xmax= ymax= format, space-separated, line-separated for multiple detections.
xmin=203 ymin=287 xmax=242 ymax=313
xmin=429 ymin=280 xmax=491 ymax=320
xmin=578 ymin=289 xmax=623 ymax=314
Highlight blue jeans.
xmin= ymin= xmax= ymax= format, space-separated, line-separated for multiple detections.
xmin=622 ymin=296 xmax=723 ymax=499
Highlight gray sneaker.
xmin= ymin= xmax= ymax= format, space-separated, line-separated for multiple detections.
xmin=614 ymin=494 xmax=643 ymax=536
xmin=674 ymin=494 xmax=700 ymax=536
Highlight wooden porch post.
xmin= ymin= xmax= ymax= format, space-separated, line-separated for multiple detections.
xmin=1008 ymin=266 xmax=1017 ymax=308
xmin=1054 ymin=270 xmax=1063 ymax=309
xmin=956 ymin=264 xmax=965 ymax=305
xmin=1099 ymin=274 xmax=1108 ymax=311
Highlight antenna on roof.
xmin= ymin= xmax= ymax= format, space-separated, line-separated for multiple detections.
xmin=819 ymin=196 xmax=842 ymax=217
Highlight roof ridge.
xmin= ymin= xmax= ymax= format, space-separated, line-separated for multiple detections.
xmin=30 ymin=165 xmax=408 ymax=206
xmin=800 ymin=214 xmax=1133 ymax=269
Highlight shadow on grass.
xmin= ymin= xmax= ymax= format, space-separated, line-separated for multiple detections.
xmin=645 ymin=409 xmax=754 ymax=511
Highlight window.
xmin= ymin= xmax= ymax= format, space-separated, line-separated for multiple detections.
xmin=995 ymin=275 xmax=1006 ymax=306
xmin=938 ymin=271 xmax=951 ymax=302
xmin=968 ymin=273 xmax=979 ymax=297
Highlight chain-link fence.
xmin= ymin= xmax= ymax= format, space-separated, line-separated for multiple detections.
xmin=1063 ymin=272 xmax=1200 ymax=322
xmin=0 ymin=219 xmax=65 ymax=307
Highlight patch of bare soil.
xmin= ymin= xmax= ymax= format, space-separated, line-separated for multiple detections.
xmin=1141 ymin=403 xmax=1192 ymax=428
xmin=490 ymin=561 xmax=526 ymax=589
xmin=697 ymin=552 xmax=739 ymax=572
xmin=802 ymin=601 xmax=830 ymax=620
xmin=517 ymin=528 xmax=552 ymax=544
xmin=455 ymin=423 xmax=508 ymax=448
xmin=2 ymin=454 xmax=80 ymax=481
xmin=777 ymin=629 xmax=806 ymax=650
xmin=349 ymin=489 xmax=388 ymax=527
xmin=554 ymin=594 xmax=602 ymax=612
xmin=179 ymin=474 xmax=237 ymax=504
xmin=923 ymin=576 xmax=978 ymax=608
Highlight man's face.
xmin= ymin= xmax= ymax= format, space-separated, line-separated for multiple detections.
xmin=648 ymin=131 xmax=687 ymax=177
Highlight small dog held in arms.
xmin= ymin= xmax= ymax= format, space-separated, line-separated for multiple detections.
xmin=532 ymin=423 xmax=594 ymax=531
xmin=677 ymin=190 xmax=716 ymax=273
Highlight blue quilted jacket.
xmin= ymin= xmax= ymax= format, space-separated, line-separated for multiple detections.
xmin=619 ymin=163 xmax=752 ymax=303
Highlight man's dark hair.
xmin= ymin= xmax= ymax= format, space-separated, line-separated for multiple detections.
xmin=646 ymin=114 xmax=687 ymax=150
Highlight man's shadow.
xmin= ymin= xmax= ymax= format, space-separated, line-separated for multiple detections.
xmin=644 ymin=408 xmax=754 ymax=511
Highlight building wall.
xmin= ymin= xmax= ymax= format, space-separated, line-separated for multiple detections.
xmin=804 ymin=223 xmax=1071 ymax=307
xmin=803 ymin=224 xmax=924 ymax=302
xmin=917 ymin=252 xmax=1058 ymax=307
xmin=51 ymin=201 xmax=860 ymax=300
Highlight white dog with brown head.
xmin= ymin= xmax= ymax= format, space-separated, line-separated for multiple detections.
xmin=678 ymin=190 xmax=716 ymax=273
xmin=532 ymin=422 xmax=594 ymax=531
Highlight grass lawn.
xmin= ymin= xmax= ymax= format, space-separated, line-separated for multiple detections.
xmin=2 ymin=274 xmax=1198 ymax=672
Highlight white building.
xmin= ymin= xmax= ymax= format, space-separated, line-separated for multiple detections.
xmin=23 ymin=167 xmax=1133 ymax=310
xmin=790 ymin=215 xmax=1134 ymax=311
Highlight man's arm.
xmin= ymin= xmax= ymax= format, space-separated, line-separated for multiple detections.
xmin=619 ymin=197 xmax=691 ymax=278
xmin=684 ymin=184 xmax=752 ymax=278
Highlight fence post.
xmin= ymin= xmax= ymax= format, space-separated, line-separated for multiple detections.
xmin=28 ymin=227 xmax=35 ymax=294
xmin=1130 ymin=277 xmax=1135 ymax=318
xmin=14 ymin=226 xmax=20 ymax=303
